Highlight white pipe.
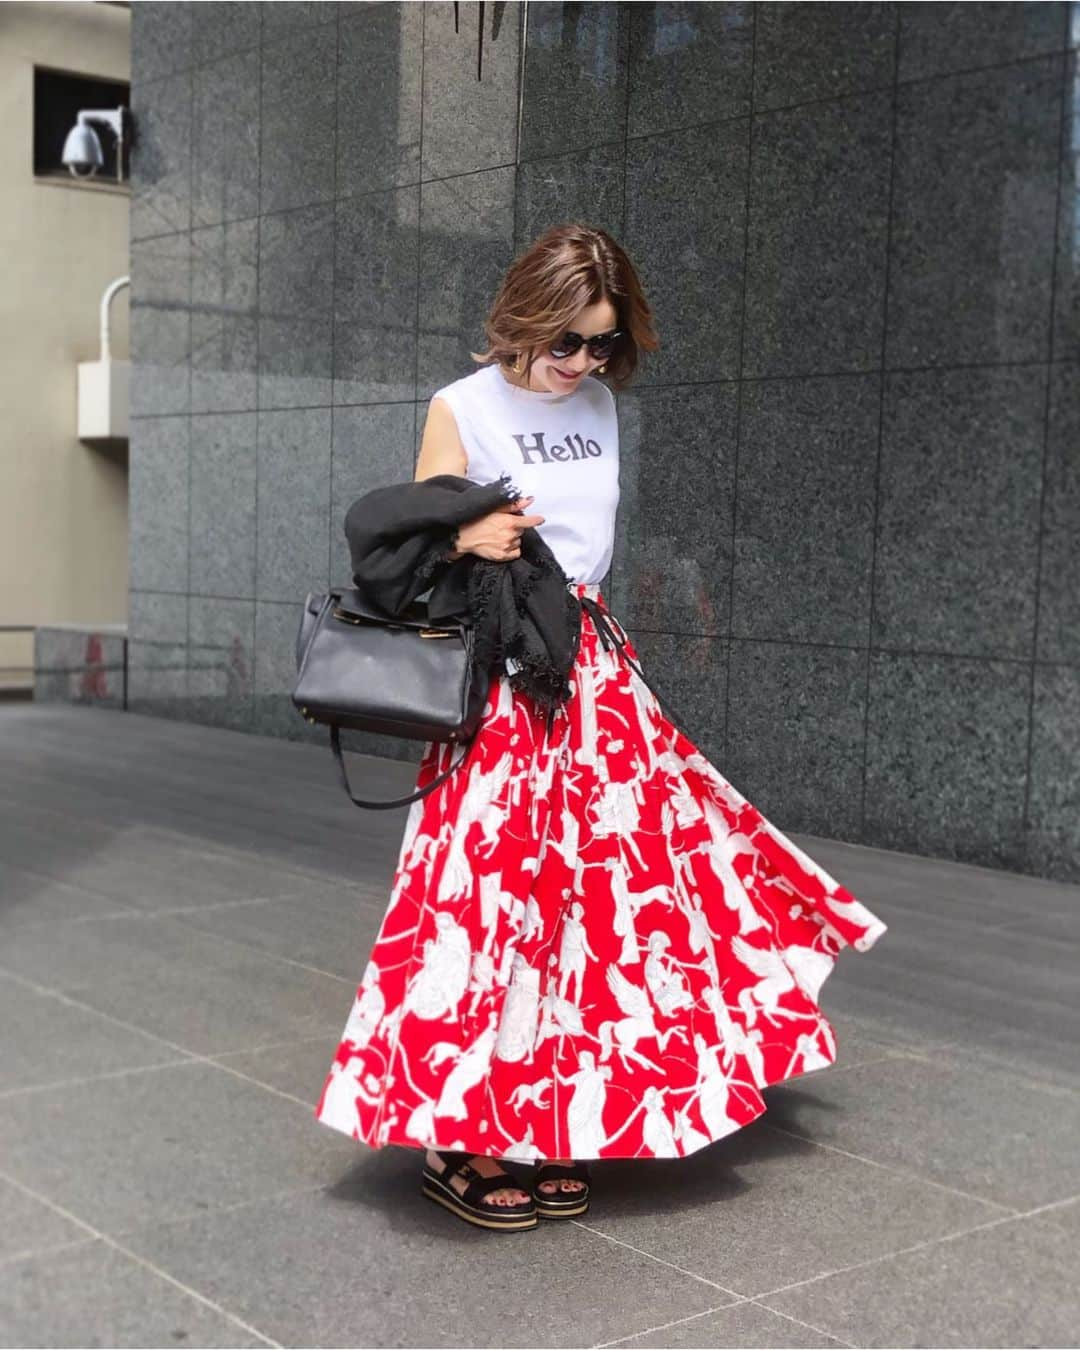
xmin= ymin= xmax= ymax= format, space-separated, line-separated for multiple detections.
xmin=99 ymin=275 xmax=129 ymax=362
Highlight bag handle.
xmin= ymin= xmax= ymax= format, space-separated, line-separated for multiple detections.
xmin=329 ymin=724 xmax=478 ymax=810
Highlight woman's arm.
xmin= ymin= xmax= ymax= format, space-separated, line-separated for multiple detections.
xmin=416 ymin=398 xmax=469 ymax=558
xmin=415 ymin=397 xmax=543 ymax=563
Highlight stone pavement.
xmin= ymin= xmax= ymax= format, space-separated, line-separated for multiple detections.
xmin=0 ymin=704 xmax=1077 ymax=1350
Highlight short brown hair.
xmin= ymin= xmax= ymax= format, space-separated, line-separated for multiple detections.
xmin=469 ymin=222 xmax=659 ymax=393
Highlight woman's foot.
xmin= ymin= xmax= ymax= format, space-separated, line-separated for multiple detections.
xmin=533 ymin=1158 xmax=591 ymax=1218
xmin=424 ymin=1150 xmax=530 ymax=1208
xmin=536 ymin=1157 xmax=587 ymax=1200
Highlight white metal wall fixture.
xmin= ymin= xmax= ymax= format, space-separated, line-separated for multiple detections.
xmin=77 ymin=275 xmax=130 ymax=445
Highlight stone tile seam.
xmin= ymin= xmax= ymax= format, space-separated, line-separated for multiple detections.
xmin=132 ymin=44 xmax=1072 ymax=152
xmin=588 ymin=1192 xmax=1080 ymax=1336
xmin=55 ymin=888 xmax=385 ymax=926
xmin=124 ymin=356 xmax=1080 ymax=399
xmin=0 ymin=1056 xmax=198 ymax=1103
xmin=0 ymin=963 xmax=331 ymax=1108
xmin=0 ymin=1234 xmax=100 ymax=1274
xmin=0 ymin=862 xmax=379 ymax=928
xmin=595 ymin=1294 xmax=855 ymax=1350
xmin=590 ymin=1299 xmax=750 ymax=1350
xmin=750 ymin=1189 xmax=1080 ymax=1307
xmin=0 ymin=791 xmax=396 ymax=894
xmin=570 ymin=1217 xmax=742 ymax=1299
xmin=575 ymin=1217 xmax=858 ymax=1350
xmin=109 ymin=593 xmax=1080 ymax=670
xmin=761 ymin=1120 xmax=1022 ymax=1216
xmin=0 ymin=1166 xmax=283 ymax=1349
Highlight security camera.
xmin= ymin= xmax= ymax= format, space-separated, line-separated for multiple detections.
xmin=62 ymin=121 xmax=105 ymax=176
xmin=61 ymin=108 xmax=129 ymax=182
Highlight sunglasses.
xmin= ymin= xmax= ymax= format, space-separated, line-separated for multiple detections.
xmin=548 ymin=328 xmax=624 ymax=361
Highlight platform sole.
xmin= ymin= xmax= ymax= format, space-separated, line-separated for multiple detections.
xmin=536 ymin=1198 xmax=590 ymax=1219
xmin=421 ymin=1181 xmax=538 ymax=1231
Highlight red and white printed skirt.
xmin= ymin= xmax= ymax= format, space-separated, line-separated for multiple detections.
xmin=314 ymin=582 xmax=887 ymax=1161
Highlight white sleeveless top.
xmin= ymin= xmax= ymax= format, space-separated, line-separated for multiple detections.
xmin=430 ymin=362 xmax=620 ymax=585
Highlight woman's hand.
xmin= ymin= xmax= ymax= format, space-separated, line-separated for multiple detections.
xmin=449 ymin=496 xmax=545 ymax=562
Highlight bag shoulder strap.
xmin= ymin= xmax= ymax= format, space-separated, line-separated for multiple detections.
xmin=329 ymin=725 xmax=478 ymax=810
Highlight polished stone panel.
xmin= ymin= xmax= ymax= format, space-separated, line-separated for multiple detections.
xmin=624 ymin=630 xmax=728 ymax=766
xmin=337 ymin=1 xmax=423 ymax=195
xmin=1037 ymin=365 xmax=1080 ymax=663
xmin=191 ymin=219 xmax=258 ymax=414
xmin=192 ymin=50 xmax=260 ymax=228
xmin=864 ymin=651 xmax=1030 ymax=869
xmin=613 ymin=383 xmax=737 ymax=637
xmin=128 ymin=420 xmax=189 ymax=594
xmin=624 ymin=119 xmax=749 ymax=385
xmin=1027 ymin=665 xmax=1080 ymax=883
xmin=724 ymin=639 xmax=866 ymax=842
xmin=420 ymin=0 xmax=520 ymax=179
xmin=520 ymin=1 xmax=628 ymax=159
xmin=330 ymin=403 xmax=416 ymax=583
xmin=192 ymin=0 xmax=262 ymax=64
xmin=261 ymin=1 xmax=338 ymax=40
xmin=416 ymin=168 xmax=516 ymax=396
xmin=189 ymin=413 xmax=257 ymax=597
xmin=874 ymin=366 xmax=1045 ymax=658
xmin=253 ymin=600 xmax=324 ymax=745
xmin=733 ymin=374 xmax=879 ymax=646
xmin=260 ymin=24 xmax=337 ymax=216
xmin=131 ymin=0 xmax=192 ymax=84
xmin=515 ymin=141 xmax=625 ymax=253
xmin=128 ymin=590 xmax=188 ymax=646
xmin=256 ymin=408 xmax=332 ymax=602
xmin=754 ymin=2 xmax=896 ymax=110
xmin=898 ymin=1 xmax=1067 ymax=82
xmin=130 ymin=233 xmax=191 ymax=417
xmin=258 ymin=204 xmax=335 ymax=409
xmin=130 ymin=70 xmax=192 ymax=242
xmin=333 ymin=188 xmax=420 ymax=406
xmin=887 ymin=57 xmax=1061 ymax=368
xmin=127 ymin=640 xmax=189 ymax=717
xmin=627 ymin=2 xmax=752 ymax=137
xmin=1052 ymin=54 xmax=1079 ymax=359
xmin=188 ymin=596 xmax=255 ymax=731
xmin=743 ymin=91 xmax=891 ymax=378
xmin=126 ymin=592 xmax=189 ymax=719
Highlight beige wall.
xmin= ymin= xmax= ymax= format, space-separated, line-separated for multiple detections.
xmin=0 ymin=0 xmax=131 ymax=689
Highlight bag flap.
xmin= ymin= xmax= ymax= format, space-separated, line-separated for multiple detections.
xmin=330 ymin=589 xmax=465 ymax=635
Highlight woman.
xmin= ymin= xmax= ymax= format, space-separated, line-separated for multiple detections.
xmin=314 ymin=223 xmax=888 ymax=1231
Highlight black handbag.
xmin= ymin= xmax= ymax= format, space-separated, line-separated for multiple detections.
xmin=292 ymin=588 xmax=489 ymax=810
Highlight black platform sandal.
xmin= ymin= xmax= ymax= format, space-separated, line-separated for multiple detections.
xmin=532 ymin=1160 xmax=591 ymax=1219
xmin=421 ymin=1152 xmax=538 ymax=1231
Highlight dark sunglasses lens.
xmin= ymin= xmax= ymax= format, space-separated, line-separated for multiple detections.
xmin=549 ymin=331 xmax=619 ymax=360
xmin=549 ymin=334 xmax=583 ymax=358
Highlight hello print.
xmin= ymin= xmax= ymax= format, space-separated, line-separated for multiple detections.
xmin=513 ymin=430 xmax=604 ymax=465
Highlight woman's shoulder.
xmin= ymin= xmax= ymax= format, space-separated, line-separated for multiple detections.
xmin=584 ymin=373 xmax=617 ymax=412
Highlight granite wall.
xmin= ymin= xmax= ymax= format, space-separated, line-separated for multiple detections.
xmin=127 ymin=0 xmax=1080 ymax=882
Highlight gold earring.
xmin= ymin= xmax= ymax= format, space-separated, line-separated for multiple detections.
xmin=512 ymin=353 xmax=524 ymax=374
xmin=597 ymin=364 xmax=607 ymax=374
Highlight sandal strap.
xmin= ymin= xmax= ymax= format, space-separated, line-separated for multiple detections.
xmin=535 ymin=1161 xmax=590 ymax=1183
xmin=432 ymin=1153 xmax=528 ymax=1209
xmin=460 ymin=1170 xmax=526 ymax=1207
